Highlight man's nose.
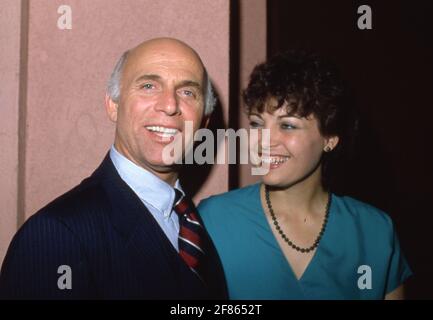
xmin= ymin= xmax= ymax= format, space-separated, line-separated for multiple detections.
xmin=155 ymin=89 xmax=179 ymax=116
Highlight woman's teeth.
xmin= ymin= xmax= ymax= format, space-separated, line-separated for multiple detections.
xmin=261 ymin=156 xmax=290 ymax=164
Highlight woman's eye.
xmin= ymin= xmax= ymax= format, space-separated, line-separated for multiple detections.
xmin=281 ymin=123 xmax=296 ymax=130
xmin=249 ymin=121 xmax=263 ymax=128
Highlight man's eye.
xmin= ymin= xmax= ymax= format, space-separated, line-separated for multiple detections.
xmin=182 ymin=90 xmax=194 ymax=97
xmin=142 ymin=83 xmax=154 ymax=89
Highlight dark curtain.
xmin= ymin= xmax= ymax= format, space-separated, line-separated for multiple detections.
xmin=267 ymin=0 xmax=433 ymax=299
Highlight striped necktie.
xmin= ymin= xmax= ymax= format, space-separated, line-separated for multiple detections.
xmin=173 ymin=189 xmax=205 ymax=280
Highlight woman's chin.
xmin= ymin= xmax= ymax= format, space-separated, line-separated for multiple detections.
xmin=262 ymin=175 xmax=287 ymax=188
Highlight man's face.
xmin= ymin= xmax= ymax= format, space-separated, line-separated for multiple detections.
xmin=107 ymin=40 xmax=205 ymax=181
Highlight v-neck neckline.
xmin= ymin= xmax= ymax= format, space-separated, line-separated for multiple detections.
xmin=256 ymin=183 xmax=334 ymax=283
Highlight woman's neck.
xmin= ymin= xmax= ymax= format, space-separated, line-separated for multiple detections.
xmin=264 ymin=169 xmax=328 ymax=221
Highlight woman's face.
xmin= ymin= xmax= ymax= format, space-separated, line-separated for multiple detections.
xmin=248 ymin=99 xmax=338 ymax=188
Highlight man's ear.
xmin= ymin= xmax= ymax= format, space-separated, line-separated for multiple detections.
xmin=201 ymin=115 xmax=210 ymax=129
xmin=105 ymin=94 xmax=118 ymax=122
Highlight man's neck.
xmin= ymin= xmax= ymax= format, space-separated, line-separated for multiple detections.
xmin=112 ymin=144 xmax=179 ymax=187
xmin=153 ymin=170 xmax=178 ymax=187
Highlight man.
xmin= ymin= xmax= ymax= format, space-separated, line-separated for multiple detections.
xmin=0 ymin=38 xmax=227 ymax=299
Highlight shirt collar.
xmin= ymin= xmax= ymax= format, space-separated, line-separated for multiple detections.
xmin=109 ymin=145 xmax=184 ymax=218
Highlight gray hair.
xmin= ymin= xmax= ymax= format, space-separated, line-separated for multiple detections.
xmin=106 ymin=51 xmax=216 ymax=116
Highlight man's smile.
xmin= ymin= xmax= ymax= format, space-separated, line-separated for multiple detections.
xmin=145 ymin=125 xmax=180 ymax=140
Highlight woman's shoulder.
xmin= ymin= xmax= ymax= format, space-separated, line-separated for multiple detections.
xmin=333 ymin=193 xmax=394 ymax=232
xmin=198 ymin=183 xmax=260 ymax=208
xmin=197 ymin=183 xmax=261 ymax=218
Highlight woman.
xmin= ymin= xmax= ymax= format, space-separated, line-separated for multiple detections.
xmin=198 ymin=50 xmax=412 ymax=299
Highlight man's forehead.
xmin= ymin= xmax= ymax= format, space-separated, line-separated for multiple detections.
xmin=130 ymin=39 xmax=203 ymax=67
xmin=125 ymin=48 xmax=204 ymax=82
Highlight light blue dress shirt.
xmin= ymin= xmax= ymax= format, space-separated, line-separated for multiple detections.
xmin=198 ymin=183 xmax=413 ymax=299
xmin=109 ymin=145 xmax=183 ymax=251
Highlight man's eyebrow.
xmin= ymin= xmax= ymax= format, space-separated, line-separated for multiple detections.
xmin=176 ymin=80 xmax=202 ymax=90
xmin=135 ymin=74 xmax=162 ymax=83
xmin=134 ymin=75 xmax=202 ymax=90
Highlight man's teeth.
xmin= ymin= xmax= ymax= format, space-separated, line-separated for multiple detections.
xmin=146 ymin=126 xmax=178 ymax=136
xmin=261 ymin=156 xmax=290 ymax=164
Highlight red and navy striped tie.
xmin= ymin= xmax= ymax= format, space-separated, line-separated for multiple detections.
xmin=173 ymin=189 xmax=205 ymax=280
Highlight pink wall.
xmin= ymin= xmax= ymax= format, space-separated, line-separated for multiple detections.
xmin=24 ymin=0 xmax=230 ymax=219
xmin=0 ymin=0 xmax=267 ymax=266
xmin=239 ymin=0 xmax=267 ymax=187
xmin=0 ymin=0 xmax=22 ymax=263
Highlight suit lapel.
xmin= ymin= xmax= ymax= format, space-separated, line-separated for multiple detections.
xmin=92 ymin=154 xmax=181 ymax=280
xmin=90 ymin=154 xmax=216 ymax=297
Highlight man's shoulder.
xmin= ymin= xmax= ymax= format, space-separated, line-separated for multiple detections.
xmin=29 ymin=175 xmax=109 ymax=230
xmin=0 ymin=175 xmax=109 ymax=299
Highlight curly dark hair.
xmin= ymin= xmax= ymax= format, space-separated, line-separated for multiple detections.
xmin=243 ymin=50 xmax=358 ymax=189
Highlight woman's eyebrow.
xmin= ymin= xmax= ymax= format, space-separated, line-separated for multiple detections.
xmin=249 ymin=112 xmax=263 ymax=118
xmin=278 ymin=114 xmax=301 ymax=119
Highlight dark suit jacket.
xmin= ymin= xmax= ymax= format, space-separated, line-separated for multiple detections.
xmin=0 ymin=154 xmax=227 ymax=299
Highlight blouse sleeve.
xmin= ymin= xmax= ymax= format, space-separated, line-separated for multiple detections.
xmin=385 ymin=222 xmax=413 ymax=294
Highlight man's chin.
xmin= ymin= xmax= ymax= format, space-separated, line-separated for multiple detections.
xmin=148 ymin=161 xmax=180 ymax=173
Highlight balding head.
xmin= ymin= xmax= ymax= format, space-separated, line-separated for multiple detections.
xmin=107 ymin=38 xmax=216 ymax=115
xmin=128 ymin=38 xmax=204 ymax=71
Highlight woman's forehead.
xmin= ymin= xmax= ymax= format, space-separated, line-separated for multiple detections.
xmin=249 ymin=103 xmax=317 ymax=121
xmin=250 ymin=99 xmax=302 ymax=116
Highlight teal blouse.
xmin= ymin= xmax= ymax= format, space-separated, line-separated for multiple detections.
xmin=198 ymin=183 xmax=412 ymax=300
